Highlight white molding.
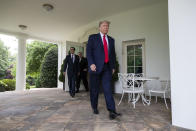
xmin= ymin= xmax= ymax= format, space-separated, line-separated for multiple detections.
xmin=0 ymin=28 xmax=60 ymax=44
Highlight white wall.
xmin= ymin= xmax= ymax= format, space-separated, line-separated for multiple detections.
xmin=169 ymin=0 xmax=196 ymax=130
xmin=67 ymin=1 xmax=169 ymax=93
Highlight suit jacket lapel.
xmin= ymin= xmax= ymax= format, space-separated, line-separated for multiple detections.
xmin=108 ymin=37 xmax=111 ymax=55
xmin=98 ymin=33 xmax=111 ymax=55
xmin=98 ymin=33 xmax=104 ymax=50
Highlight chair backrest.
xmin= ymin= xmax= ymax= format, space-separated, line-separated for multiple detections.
xmin=118 ymin=73 xmax=144 ymax=91
xmin=146 ymin=79 xmax=170 ymax=91
xmin=118 ymin=73 xmax=134 ymax=90
xmin=134 ymin=73 xmax=144 ymax=90
xmin=160 ymin=80 xmax=170 ymax=91
xmin=134 ymin=73 xmax=144 ymax=78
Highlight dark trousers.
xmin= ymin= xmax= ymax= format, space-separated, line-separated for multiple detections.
xmin=89 ymin=64 xmax=115 ymax=111
xmin=76 ymin=71 xmax=89 ymax=91
xmin=68 ymin=75 xmax=76 ymax=96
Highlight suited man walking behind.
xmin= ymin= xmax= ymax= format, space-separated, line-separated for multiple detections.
xmin=76 ymin=52 xmax=89 ymax=93
xmin=64 ymin=47 xmax=79 ymax=97
xmin=87 ymin=20 xmax=121 ymax=120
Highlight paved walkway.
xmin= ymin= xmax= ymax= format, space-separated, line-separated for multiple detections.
xmin=0 ymin=88 xmax=191 ymax=131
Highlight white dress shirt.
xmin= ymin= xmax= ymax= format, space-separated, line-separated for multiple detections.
xmin=100 ymin=32 xmax=109 ymax=50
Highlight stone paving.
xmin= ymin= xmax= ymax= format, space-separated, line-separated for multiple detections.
xmin=0 ymin=88 xmax=192 ymax=131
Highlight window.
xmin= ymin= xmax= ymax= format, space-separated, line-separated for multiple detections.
xmin=127 ymin=44 xmax=143 ymax=73
xmin=122 ymin=39 xmax=145 ymax=74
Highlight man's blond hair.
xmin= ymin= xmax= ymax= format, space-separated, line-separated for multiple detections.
xmin=99 ymin=20 xmax=110 ymax=27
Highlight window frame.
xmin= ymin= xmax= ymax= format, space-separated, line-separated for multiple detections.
xmin=122 ymin=39 xmax=146 ymax=74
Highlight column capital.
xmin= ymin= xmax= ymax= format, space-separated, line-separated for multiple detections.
xmin=15 ymin=33 xmax=29 ymax=40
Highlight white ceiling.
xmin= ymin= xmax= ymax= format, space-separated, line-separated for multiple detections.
xmin=0 ymin=0 xmax=163 ymax=42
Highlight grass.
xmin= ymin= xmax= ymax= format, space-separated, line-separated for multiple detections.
xmin=30 ymin=85 xmax=36 ymax=89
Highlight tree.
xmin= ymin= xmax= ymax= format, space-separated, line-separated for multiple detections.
xmin=26 ymin=41 xmax=54 ymax=74
xmin=40 ymin=46 xmax=58 ymax=88
xmin=0 ymin=40 xmax=9 ymax=79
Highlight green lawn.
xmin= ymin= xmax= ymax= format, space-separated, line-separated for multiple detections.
xmin=30 ymin=85 xmax=36 ymax=89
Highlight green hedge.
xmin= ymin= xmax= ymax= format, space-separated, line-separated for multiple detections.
xmin=0 ymin=79 xmax=30 ymax=91
xmin=26 ymin=83 xmax=30 ymax=90
xmin=1 ymin=79 xmax=15 ymax=91
xmin=35 ymin=75 xmax=41 ymax=88
xmin=0 ymin=80 xmax=7 ymax=92
xmin=40 ymin=46 xmax=58 ymax=88
xmin=58 ymin=60 xmax=65 ymax=82
xmin=26 ymin=75 xmax=36 ymax=85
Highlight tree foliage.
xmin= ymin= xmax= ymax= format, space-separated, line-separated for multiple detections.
xmin=26 ymin=41 xmax=54 ymax=74
xmin=0 ymin=40 xmax=9 ymax=79
xmin=40 ymin=46 xmax=58 ymax=88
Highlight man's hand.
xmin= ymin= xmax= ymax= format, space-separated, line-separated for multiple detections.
xmin=90 ymin=64 xmax=96 ymax=71
xmin=112 ymin=69 xmax=115 ymax=74
xmin=63 ymin=72 xmax=66 ymax=76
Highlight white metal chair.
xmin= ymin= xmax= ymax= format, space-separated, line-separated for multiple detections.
xmin=148 ymin=80 xmax=170 ymax=109
xmin=118 ymin=73 xmax=145 ymax=108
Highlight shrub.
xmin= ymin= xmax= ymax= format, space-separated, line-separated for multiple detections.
xmin=40 ymin=46 xmax=58 ymax=88
xmin=26 ymin=75 xmax=36 ymax=85
xmin=1 ymin=79 xmax=15 ymax=91
xmin=1 ymin=79 xmax=31 ymax=91
xmin=0 ymin=80 xmax=7 ymax=92
xmin=26 ymin=83 xmax=30 ymax=90
xmin=26 ymin=41 xmax=54 ymax=73
xmin=35 ymin=76 xmax=41 ymax=88
xmin=112 ymin=58 xmax=119 ymax=82
xmin=59 ymin=60 xmax=65 ymax=82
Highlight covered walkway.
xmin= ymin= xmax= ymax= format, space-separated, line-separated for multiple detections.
xmin=0 ymin=89 xmax=189 ymax=131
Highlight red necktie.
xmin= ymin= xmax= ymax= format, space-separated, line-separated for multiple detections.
xmin=103 ymin=35 xmax=109 ymax=63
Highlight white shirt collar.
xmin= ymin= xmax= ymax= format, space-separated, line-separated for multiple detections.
xmin=100 ymin=32 xmax=107 ymax=38
xmin=99 ymin=32 xmax=109 ymax=48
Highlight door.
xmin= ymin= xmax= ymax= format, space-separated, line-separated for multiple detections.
xmin=64 ymin=41 xmax=87 ymax=91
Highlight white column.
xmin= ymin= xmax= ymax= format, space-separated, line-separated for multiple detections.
xmin=16 ymin=36 xmax=27 ymax=91
xmin=169 ymin=0 xmax=196 ymax=130
xmin=57 ymin=42 xmax=63 ymax=89
xmin=64 ymin=41 xmax=69 ymax=91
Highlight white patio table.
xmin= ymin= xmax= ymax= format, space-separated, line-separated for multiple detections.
xmin=132 ymin=77 xmax=159 ymax=105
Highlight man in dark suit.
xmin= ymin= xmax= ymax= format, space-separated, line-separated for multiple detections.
xmin=64 ymin=47 xmax=79 ymax=97
xmin=86 ymin=20 xmax=121 ymax=120
xmin=76 ymin=52 xmax=89 ymax=93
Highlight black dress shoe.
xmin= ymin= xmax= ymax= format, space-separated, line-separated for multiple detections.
xmin=109 ymin=111 xmax=117 ymax=120
xmin=112 ymin=111 xmax=121 ymax=116
xmin=76 ymin=90 xmax=79 ymax=93
xmin=70 ymin=94 xmax=75 ymax=98
xmin=93 ymin=109 xmax=99 ymax=114
xmin=109 ymin=111 xmax=121 ymax=120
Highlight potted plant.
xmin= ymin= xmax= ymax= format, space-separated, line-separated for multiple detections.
xmin=59 ymin=60 xmax=65 ymax=90
xmin=111 ymin=57 xmax=119 ymax=94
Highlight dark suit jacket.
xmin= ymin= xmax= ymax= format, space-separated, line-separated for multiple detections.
xmin=79 ymin=57 xmax=88 ymax=73
xmin=86 ymin=33 xmax=116 ymax=74
xmin=64 ymin=54 xmax=80 ymax=77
